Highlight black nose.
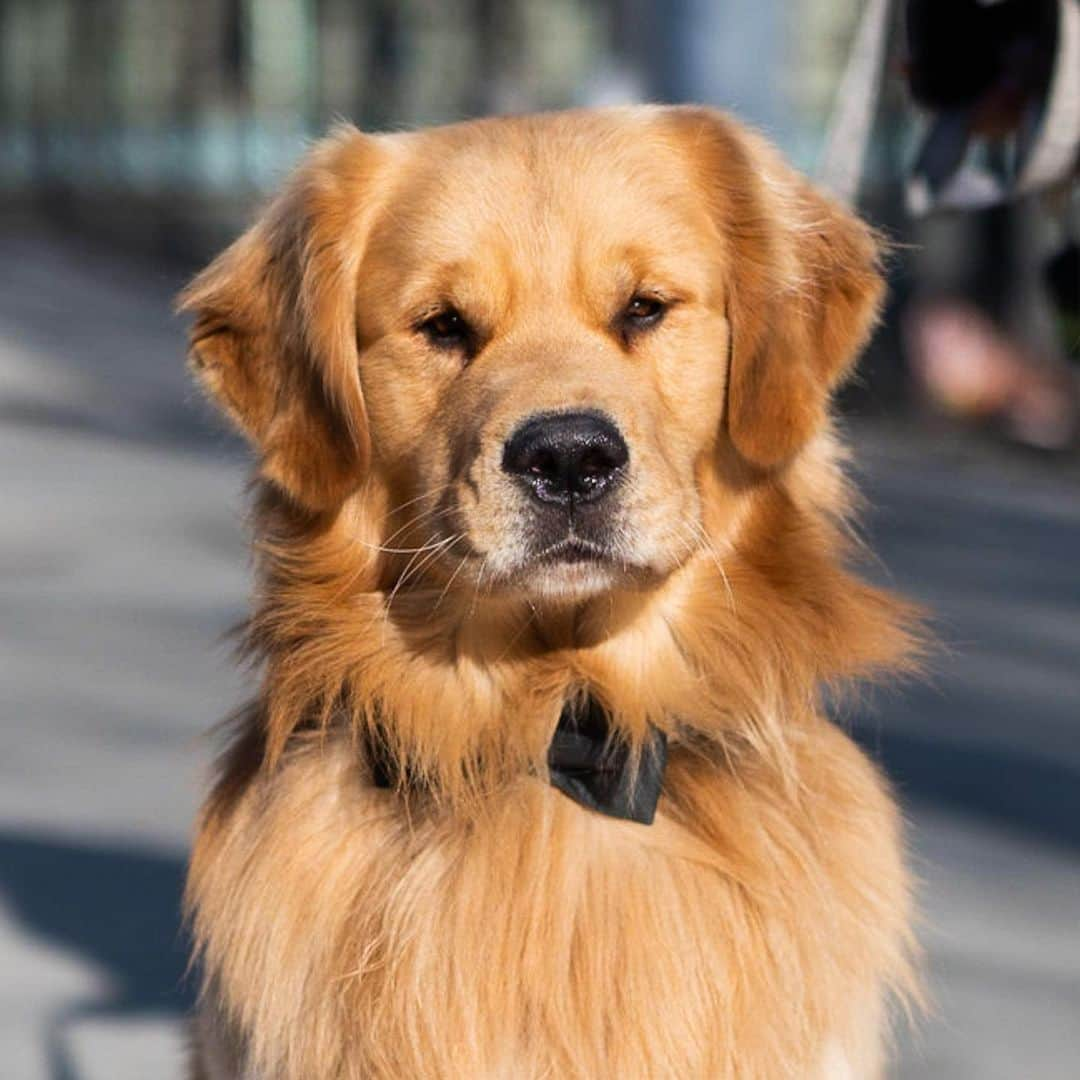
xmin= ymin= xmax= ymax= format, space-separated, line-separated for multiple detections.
xmin=502 ymin=411 xmax=629 ymax=505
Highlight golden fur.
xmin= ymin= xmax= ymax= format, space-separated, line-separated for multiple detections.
xmin=180 ymin=106 xmax=921 ymax=1079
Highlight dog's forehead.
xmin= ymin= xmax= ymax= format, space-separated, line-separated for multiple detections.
xmin=367 ymin=112 xmax=713 ymax=289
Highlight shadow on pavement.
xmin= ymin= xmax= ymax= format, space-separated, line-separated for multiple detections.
xmin=0 ymin=829 xmax=193 ymax=1078
xmin=855 ymin=723 xmax=1080 ymax=852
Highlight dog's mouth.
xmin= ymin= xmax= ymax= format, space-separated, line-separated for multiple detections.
xmin=420 ymin=483 xmax=655 ymax=598
xmin=535 ymin=536 xmax=612 ymax=565
xmin=421 ymin=520 xmax=662 ymax=602
xmin=504 ymin=530 xmax=648 ymax=599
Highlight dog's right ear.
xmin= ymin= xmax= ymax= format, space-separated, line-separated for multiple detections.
xmin=178 ymin=127 xmax=386 ymax=511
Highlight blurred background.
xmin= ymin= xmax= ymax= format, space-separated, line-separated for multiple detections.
xmin=1 ymin=1 xmax=1077 ymax=1077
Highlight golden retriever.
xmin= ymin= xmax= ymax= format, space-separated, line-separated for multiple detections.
xmin=180 ymin=106 xmax=920 ymax=1079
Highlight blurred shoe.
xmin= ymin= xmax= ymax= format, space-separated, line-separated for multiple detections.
xmin=905 ymin=300 xmax=1078 ymax=449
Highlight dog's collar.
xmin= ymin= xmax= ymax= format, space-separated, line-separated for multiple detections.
xmin=546 ymin=696 xmax=667 ymax=825
xmin=367 ymin=696 xmax=667 ymax=826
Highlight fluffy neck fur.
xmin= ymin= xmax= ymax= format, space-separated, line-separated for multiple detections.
xmin=189 ymin=434 xmax=921 ymax=1079
xmin=225 ymin=434 xmax=915 ymax=813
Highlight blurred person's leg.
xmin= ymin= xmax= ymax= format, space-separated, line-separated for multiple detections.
xmin=906 ymin=198 xmax=1078 ymax=449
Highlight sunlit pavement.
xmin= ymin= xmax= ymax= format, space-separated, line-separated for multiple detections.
xmin=2 ymin=229 xmax=1078 ymax=1078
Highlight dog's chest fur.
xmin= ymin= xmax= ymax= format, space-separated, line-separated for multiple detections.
xmin=190 ymin=720 xmax=909 ymax=1079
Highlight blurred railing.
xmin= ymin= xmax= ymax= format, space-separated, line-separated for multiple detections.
xmin=1 ymin=3 xmax=618 ymax=200
xmin=0 ymin=0 xmax=861 ymax=258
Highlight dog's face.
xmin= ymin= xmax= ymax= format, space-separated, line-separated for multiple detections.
xmin=356 ymin=118 xmax=730 ymax=599
xmin=182 ymin=108 xmax=882 ymax=603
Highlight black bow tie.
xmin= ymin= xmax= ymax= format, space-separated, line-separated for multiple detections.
xmin=547 ymin=696 xmax=667 ymax=825
xmin=367 ymin=696 xmax=667 ymax=826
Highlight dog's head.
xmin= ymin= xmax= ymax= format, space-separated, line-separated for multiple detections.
xmin=181 ymin=108 xmax=882 ymax=602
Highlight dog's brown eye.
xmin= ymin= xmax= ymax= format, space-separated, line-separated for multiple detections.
xmin=623 ymin=295 xmax=666 ymax=329
xmin=420 ymin=308 xmax=471 ymax=351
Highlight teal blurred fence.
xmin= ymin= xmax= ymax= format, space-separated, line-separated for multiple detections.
xmin=0 ymin=0 xmax=862 ymax=255
xmin=0 ymin=1 xmax=624 ymax=199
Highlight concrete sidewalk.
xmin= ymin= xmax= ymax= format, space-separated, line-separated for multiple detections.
xmin=2 ymin=228 xmax=1078 ymax=1078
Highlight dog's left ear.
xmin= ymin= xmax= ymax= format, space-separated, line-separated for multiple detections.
xmin=178 ymin=126 xmax=385 ymax=510
xmin=670 ymin=107 xmax=885 ymax=470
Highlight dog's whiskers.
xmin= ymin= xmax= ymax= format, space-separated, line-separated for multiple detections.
xmin=375 ymin=483 xmax=452 ymax=526
xmin=378 ymin=532 xmax=463 ymax=647
xmin=431 ymin=552 xmax=472 ymax=614
xmin=384 ymin=532 xmax=464 ymax=613
xmin=683 ymin=518 xmax=737 ymax=616
xmin=378 ymin=496 xmax=458 ymax=547
xmin=469 ymin=555 xmax=489 ymax=620
xmin=356 ymin=506 xmax=461 ymax=556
